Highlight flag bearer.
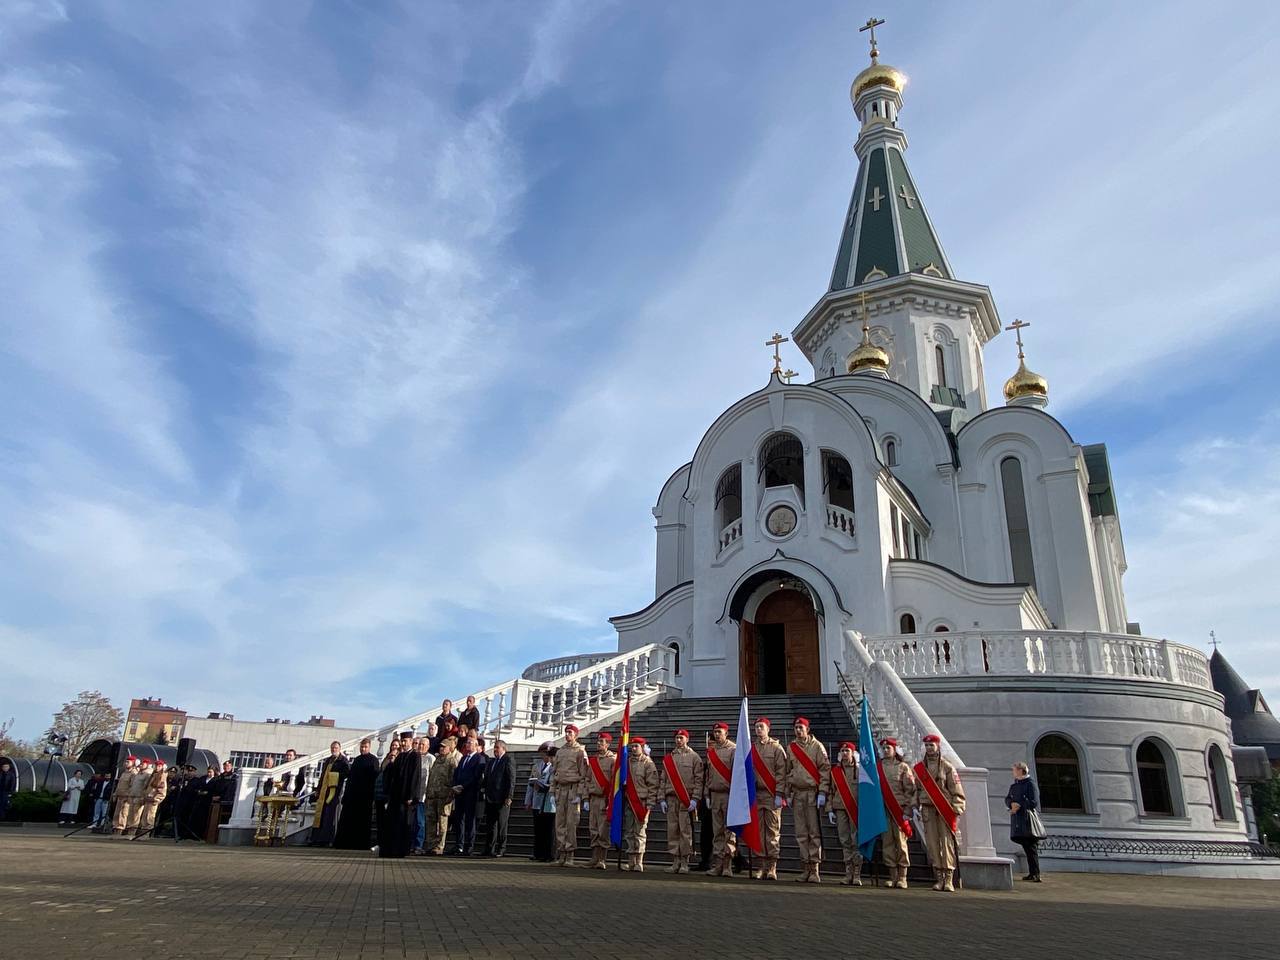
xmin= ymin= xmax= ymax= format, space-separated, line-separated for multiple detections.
xmin=704 ymin=722 xmax=737 ymax=877
xmin=916 ymin=733 xmax=965 ymax=892
xmin=585 ymin=732 xmax=616 ymax=869
xmin=785 ymin=717 xmax=830 ymax=883
xmin=828 ymin=742 xmax=863 ymax=885
xmin=750 ymin=718 xmax=788 ymax=880
xmin=878 ymin=738 xmax=917 ymax=889
xmin=659 ymin=729 xmax=703 ymax=874
xmin=621 ymin=738 xmax=659 ymax=872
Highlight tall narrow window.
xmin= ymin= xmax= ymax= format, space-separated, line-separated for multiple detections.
xmin=884 ymin=439 xmax=897 ymax=466
xmin=901 ymin=517 xmax=912 ymax=558
xmin=935 ymin=345 xmax=948 ymax=388
xmin=759 ymin=432 xmax=805 ymax=499
xmin=1000 ymin=457 xmax=1037 ymax=589
xmin=822 ymin=452 xmax=854 ymax=511
xmin=667 ymin=640 xmax=682 ymax=678
xmin=913 ymin=530 xmax=923 ymax=559
xmin=1207 ymin=744 xmax=1235 ymax=820
xmin=1035 ymin=735 xmax=1085 ymax=812
xmin=715 ymin=464 xmax=742 ymax=547
xmin=890 ymin=503 xmax=901 ymax=557
xmin=1136 ymin=739 xmax=1175 ymax=816
xmin=899 ymin=613 xmax=916 ymax=633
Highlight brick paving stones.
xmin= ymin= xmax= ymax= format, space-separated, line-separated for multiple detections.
xmin=1 ymin=830 xmax=1278 ymax=959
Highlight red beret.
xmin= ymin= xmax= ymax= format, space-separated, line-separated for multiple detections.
xmin=879 ymin=738 xmax=898 ymax=747
xmin=126 ymin=756 xmax=137 ymax=762
xmin=631 ymin=737 xmax=647 ymax=746
xmin=564 ymin=724 xmax=580 ymax=734
xmin=793 ymin=717 xmax=810 ymax=728
xmin=922 ymin=734 xmax=942 ymax=744
xmin=755 ymin=717 xmax=770 ymax=727
xmin=840 ymin=742 xmax=857 ymax=752
xmin=595 ymin=732 xmax=612 ymax=741
xmin=712 ymin=722 xmax=729 ymax=732
xmin=674 ymin=729 xmax=689 ymax=739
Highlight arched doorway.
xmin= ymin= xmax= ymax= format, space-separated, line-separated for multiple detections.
xmin=740 ymin=588 xmax=821 ymax=695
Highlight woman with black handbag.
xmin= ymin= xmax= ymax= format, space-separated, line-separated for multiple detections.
xmin=1005 ymin=761 xmax=1046 ymax=882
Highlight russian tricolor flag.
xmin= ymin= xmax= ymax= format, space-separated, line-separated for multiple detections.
xmin=726 ymin=696 xmax=761 ymax=854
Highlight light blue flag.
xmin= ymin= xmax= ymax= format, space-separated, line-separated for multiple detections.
xmin=855 ymin=694 xmax=888 ymax=860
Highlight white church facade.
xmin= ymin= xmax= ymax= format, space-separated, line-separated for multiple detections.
xmin=607 ymin=38 xmax=1255 ymax=865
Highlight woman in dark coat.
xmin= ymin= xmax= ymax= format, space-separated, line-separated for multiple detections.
xmin=527 ymin=744 xmax=557 ymax=862
xmin=334 ymin=738 xmax=380 ymax=850
xmin=1005 ymin=762 xmax=1044 ymax=882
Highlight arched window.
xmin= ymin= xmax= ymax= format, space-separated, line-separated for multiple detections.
xmin=759 ymin=432 xmax=805 ymax=498
xmin=884 ymin=438 xmax=897 ymax=466
xmin=899 ymin=613 xmax=916 ymax=634
xmin=1207 ymin=744 xmax=1235 ymax=820
xmin=822 ymin=451 xmax=854 ymax=511
xmin=667 ymin=640 xmax=682 ymax=677
xmin=933 ymin=625 xmax=950 ymax=633
xmin=1034 ymin=735 xmax=1085 ymax=812
xmin=935 ymin=345 xmax=948 ymax=388
xmin=1136 ymin=739 xmax=1175 ymax=816
xmin=715 ymin=464 xmax=742 ymax=530
xmin=1000 ymin=456 xmax=1037 ymax=589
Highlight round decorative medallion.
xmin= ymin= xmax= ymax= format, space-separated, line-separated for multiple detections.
xmin=765 ymin=504 xmax=798 ymax=538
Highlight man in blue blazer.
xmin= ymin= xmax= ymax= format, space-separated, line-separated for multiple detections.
xmin=450 ymin=735 xmax=486 ymax=856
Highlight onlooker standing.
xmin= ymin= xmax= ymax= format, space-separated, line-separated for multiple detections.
xmin=527 ymin=744 xmax=557 ymax=863
xmin=90 ymin=773 xmax=114 ymax=830
xmin=434 ymin=700 xmax=459 ymax=744
xmin=1005 ymin=761 xmax=1044 ymax=882
xmin=59 ymin=769 xmax=87 ymax=826
xmin=458 ymin=695 xmax=480 ymax=734
xmin=412 ymin=738 xmax=435 ymax=854
xmin=450 ymin=736 xmax=485 ymax=856
xmin=0 ymin=760 xmax=18 ymax=820
xmin=482 ymin=740 xmax=514 ymax=857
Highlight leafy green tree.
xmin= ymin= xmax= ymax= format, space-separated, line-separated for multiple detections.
xmin=1254 ymin=770 xmax=1280 ymax=844
xmin=153 ymin=727 xmax=170 ymax=745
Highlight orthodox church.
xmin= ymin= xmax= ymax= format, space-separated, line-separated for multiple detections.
xmin=607 ymin=27 xmax=1261 ymax=864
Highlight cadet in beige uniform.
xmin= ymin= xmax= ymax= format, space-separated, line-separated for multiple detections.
xmin=551 ymin=723 xmax=589 ymax=866
xmin=112 ymin=757 xmax=140 ymax=835
xmin=658 ymin=728 xmax=703 ymax=874
xmin=135 ymin=760 xmax=170 ymax=838
xmin=750 ymin=718 xmax=788 ymax=880
xmin=918 ymin=733 xmax=965 ymax=892
xmin=879 ymin=737 xmax=916 ymax=888
xmin=785 ymin=717 xmax=831 ymax=883
xmin=621 ymin=738 xmax=659 ymax=872
xmin=425 ymin=737 xmax=459 ymax=855
xmin=585 ymin=732 xmax=616 ymax=869
xmin=704 ymin=722 xmax=737 ymax=877
xmin=123 ymin=758 xmax=152 ymax=835
xmin=828 ymin=743 xmax=863 ymax=885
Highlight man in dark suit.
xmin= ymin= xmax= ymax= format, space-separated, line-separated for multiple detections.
xmin=450 ymin=735 xmax=486 ymax=856
xmin=482 ymin=739 xmax=515 ymax=857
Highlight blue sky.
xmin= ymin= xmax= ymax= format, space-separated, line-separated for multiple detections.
xmin=2 ymin=1 xmax=1278 ymax=740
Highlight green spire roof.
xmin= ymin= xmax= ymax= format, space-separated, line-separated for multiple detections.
xmin=829 ymin=143 xmax=952 ymax=291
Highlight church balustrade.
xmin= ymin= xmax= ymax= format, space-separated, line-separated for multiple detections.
xmin=825 ymin=503 xmax=856 ymax=536
xmin=861 ymin=630 xmax=1212 ymax=691
xmin=718 ymin=517 xmax=743 ymax=554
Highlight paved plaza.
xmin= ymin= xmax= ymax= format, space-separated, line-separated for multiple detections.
xmin=2 ymin=830 xmax=1278 ymax=959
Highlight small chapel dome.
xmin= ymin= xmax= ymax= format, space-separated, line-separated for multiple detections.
xmin=848 ymin=335 xmax=891 ymax=376
xmin=1003 ymin=358 xmax=1049 ymax=405
xmin=851 ymin=60 xmax=906 ymax=101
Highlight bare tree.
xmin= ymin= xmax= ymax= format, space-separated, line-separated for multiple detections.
xmin=0 ymin=717 xmax=39 ymax=759
xmin=44 ymin=691 xmax=125 ymax=759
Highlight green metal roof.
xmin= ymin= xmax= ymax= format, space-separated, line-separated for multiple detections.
xmin=1082 ymin=443 xmax=1117 ymax=518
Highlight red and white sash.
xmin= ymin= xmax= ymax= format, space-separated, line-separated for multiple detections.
xmin=662 ymin=754 xmax=692 ymax=807
xmin=876 ymin=759 xmax=913 ymax=838
xmin=832 ymin=765 xmax=857 ymax=820
xmin=788 ymin=741 xmax=821 ymax=789
xmin=588 ymin=756 xmax=611 ymax=796
xmin=914 ymin=761 xmax=960 ymax=835
xmin=624 ymin=757 xmax=648 ymax=821
xmin=706 ymin=747 xmax=733 ymax=788
xmin=751 ymin=745 xmax=778 ymax=797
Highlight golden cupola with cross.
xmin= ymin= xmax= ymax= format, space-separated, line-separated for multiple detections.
xmin=1002 ymin=319 xmax=1049 ymax=408
xmin=792 ymin=17 xmax=1001 ymax=416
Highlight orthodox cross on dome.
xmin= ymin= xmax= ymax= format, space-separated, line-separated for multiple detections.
xmin=782 ymin=369 xmax=799 ymax=383
xmin=1210 ymin=630 xmax=1219 ymax=650
xmin=1005 ymin=318 xmax=1031 ymax=360
xmin=766 ymin=332 xmax=789 ymax=375
xmin=897 ymin=184 xmax=917 ymax=209
xmin=859 ymin=291 xmax=872 ymax=336
xmin=867 ymin=185 xmax=885 ymax=211
xmin=860 ymin=16 xmax=886 ymax=61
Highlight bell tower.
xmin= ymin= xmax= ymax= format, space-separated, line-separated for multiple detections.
xmin=793 ymin=19 xmax=1001 ymax=414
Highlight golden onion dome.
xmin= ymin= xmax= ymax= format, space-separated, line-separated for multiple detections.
xmin=851 ymin=60 xmax=906 ymax=100
xmin=1003 ymin=358 xmax=1048 ymax=402
xmin=848 ymin=336 xmax=890 ymax=375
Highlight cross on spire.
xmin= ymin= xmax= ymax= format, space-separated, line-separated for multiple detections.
xmin=1005 ymin=319 xmax=1031 ymax=360
xmin=765 ymin=332 xmax=789 ymax=375
xmin=859 ymin=291 xmax=872 ymax=338
xmin=860 ymin=16 xmax=886 ymax=62
xmin=782 ymin=369 xmax=799 ymax=384
xmin=1210 ymin=630 xmax=1219 ymax=651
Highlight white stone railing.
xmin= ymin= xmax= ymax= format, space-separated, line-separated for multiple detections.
xmin=224 ymin=643 xmax=678 ymax=834
xmin=825 ymin=503 xmax=856 ymax=536
xmin=718 ymin=517 xmax=743 ymax=552
xmin=521 ymin=652 xmax=614 ymax=682
xmin=862 ymin=630 xmax=1213 ymax=691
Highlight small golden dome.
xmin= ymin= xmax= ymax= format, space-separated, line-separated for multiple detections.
xmin=1003 ymin=358 xmax=1048 ymax=402
xmin=848 ymin=337 xmax=890 ymax=375
xmin=851 ymin=60 xmax=906 ymax=99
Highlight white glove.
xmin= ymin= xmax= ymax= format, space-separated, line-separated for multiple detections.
xmin=774 ymin=795 xmax=784 ymax=809
xmin=582 ymin=800 xmax=590 ymax=813
xmin=660 ymin=800 xmax=668 ymax=814
xmin=828 ymin=811 xmax=836 ymax=826
xmin=572 ymin=796 xmax=581 ymax=806
xmin=816 ymin=792 xmax=827 ymax=809
xmin=687 ymin=800 xmax=697 ymax=813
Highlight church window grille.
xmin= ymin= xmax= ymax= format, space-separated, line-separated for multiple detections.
xmin=759 ymin=432 xmax=805 ymax=500
xmin=822 ymin=451 xmax=854 ymax=511
xmin=935 ymin=345 xmax=948 ymax=389
xmin=899 ymin=613 xmax=916 ymax=633
xmin=890 ymin=503 xmax=901 ymax=557
xmin=884 ymin=438 xmax=897 ymax=466
xmin=715 ymin=464 xmax=742 ymax=526
xmin=1035 ymin=735 xmax=1086 ymax=813
xmin=1136 ymin=739 xmax=1175 ymax=816
xmin=1207 ymin=744 xmax=1235 ymax=820
xmin=1000 ymin=457 xmax=1037 ymax=589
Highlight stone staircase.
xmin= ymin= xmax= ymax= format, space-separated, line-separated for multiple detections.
xmin=478 ymin=693 xmax=933 ymax=882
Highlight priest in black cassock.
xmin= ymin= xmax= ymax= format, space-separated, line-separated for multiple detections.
xmin=310 ymin=741 xmax=351 ymax=846
xmin=379 ymin=731 xmax=422 ymax=858
xmin=334 ymin=738 xmax=379 ymax=850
